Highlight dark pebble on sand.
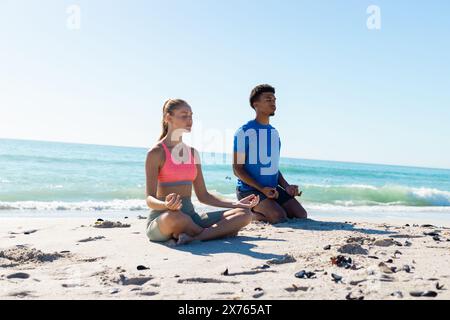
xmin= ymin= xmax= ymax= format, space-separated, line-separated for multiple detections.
xmin=323 ymin=245 xmax=331 ymax=250
xmin=368 ymin=256 xmax=379 ymax=260
xmin=391 ymin=291 xmax=403 ymax=299
xmin=405 ymin=241 xmax=412 ymax=247
xmin=349 ymin=279 xmax=367 ymax=286
xmin=7 ymin=273 xmax=30 ymax=279
xmin=295 ymin=270 xmax=316 ymax=279
xmin=137 ymin=265 xmax=150 ymax=271
xmin=346 ymin=292 xmax=364 ymax=300
xmin=331 ymin=273 xmax=343 ymax=283
xmin=331 ymin=255 xmax=354 ymax=269
xmin=424 ymin=231 xmax=440 ymax=237
xmin=379 ymin=262 xmax=396 ymax=274
xmin=436 ymin=283 xmax=445 ymax=290
xmin=97 ymin=219 xmax=104 ymax=222
xmin=402 ymin=265 xmax=412 ymax=273
xmin=222 ymin=269 xmax=229 ymax=276
xmin=410 ymin=291 xmax=438 ymax=298
xmin=253 ymin=292 xmax=264 ymax=299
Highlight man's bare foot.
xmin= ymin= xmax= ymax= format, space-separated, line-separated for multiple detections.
xmin=176 ymin=233 xmax=194 ymax=245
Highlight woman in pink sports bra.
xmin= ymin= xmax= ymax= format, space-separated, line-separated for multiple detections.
xmin=145 ymin=99 xmax=260 ymax=245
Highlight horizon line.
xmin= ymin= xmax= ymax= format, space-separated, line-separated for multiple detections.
xmin=1 ymin=136 xmax=449 ymax=172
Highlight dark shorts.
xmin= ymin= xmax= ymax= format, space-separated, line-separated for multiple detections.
xmin=236 ymin=186 xmax=294 ymax=207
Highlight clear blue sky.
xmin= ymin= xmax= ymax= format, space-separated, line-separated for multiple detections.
xmin=1 ymin=0 xmax=449 ymax=169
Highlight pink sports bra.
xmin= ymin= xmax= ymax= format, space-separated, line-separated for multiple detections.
xmin=158 ymin=142 xmax=198 ymax=187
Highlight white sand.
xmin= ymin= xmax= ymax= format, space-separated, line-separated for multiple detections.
xmin=1 ymin=216 xmax=450 ymax=300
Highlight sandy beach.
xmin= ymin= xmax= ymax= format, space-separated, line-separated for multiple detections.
xmin=1 ymin=214 xmax=449 ymax=300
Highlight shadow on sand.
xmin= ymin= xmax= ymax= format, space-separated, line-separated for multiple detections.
xmin=164 ymin=235 xmax=286 ymax=260
xmin=275 ymin=218 xmax=396 ymax=235
xmin=157 ymin=219 xmax=395 ymax=260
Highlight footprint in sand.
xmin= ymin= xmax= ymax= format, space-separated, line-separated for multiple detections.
xmin=223 ymin=269 xmax=276 ymax=276
xmin=0 ymin=246 xmax=65 ymax=264
xmin=217 ymin=292 xmax=235 ymax=296
xmin=338 ymin=244 xmax=369 ymax=255
xmin=8 ymin=291 xmax=35 ymax=298
xmin=178 ymin=277 xmax=239 ymax=284
xmin=62 ymin=283 xmax=87 ymax=288
xmin=77 ymin=236 xmax=106 ymax=243
xmin=0 ymin=262 xmax=19 ymax=268
xmin=140 ymin=291 xmax=159 ymax=297
xmin=116 ymin=274 xmax=153 ymax=286
xmin=285 ymin=285 xmax=309 ymax=293
xmin=78 ymin=257 xmax=106 ymax=263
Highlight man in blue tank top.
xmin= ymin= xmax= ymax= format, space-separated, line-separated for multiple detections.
xmin=233 ymin=84 xmax=308 ymax=223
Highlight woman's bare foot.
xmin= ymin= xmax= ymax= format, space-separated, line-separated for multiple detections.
xmin=176 ymin=233 xmax=194 ymax=246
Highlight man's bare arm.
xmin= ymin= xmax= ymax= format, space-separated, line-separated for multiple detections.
xmin=278 ymin=171 xmax=290 ymax=189
xmin=232 ymin=152 xmax=264 ymax=192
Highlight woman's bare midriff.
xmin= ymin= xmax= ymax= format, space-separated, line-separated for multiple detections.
xmin=156 ymin=184 xmax=193 ymax=201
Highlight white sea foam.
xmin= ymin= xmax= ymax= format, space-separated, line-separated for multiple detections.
xmin=0 ymin=199 xmax=148 ymax=211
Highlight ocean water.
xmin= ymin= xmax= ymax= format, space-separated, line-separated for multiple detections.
xmin=1 ymin=138 xmax=450 ymax=223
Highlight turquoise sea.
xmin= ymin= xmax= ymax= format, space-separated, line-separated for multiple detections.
xmin=1 ymin=138 xmax=450 ymax=223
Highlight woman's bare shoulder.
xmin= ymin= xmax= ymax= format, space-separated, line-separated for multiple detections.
xmin=146 ymin=144 xmax=164 ymax=161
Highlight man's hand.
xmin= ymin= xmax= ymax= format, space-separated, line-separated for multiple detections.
xmin=286 ymin=185 xmax=301 ymax=197
xmin=261 ymin=187 xmax=279 ymax=199
xmin=165 ymin=193 xmax=183 ymax=211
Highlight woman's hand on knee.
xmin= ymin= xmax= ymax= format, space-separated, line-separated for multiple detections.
xmin=165 ymin=193 xmax=183 ymax=211
xmin=234 ymin=194 xmax=260 ymax=210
